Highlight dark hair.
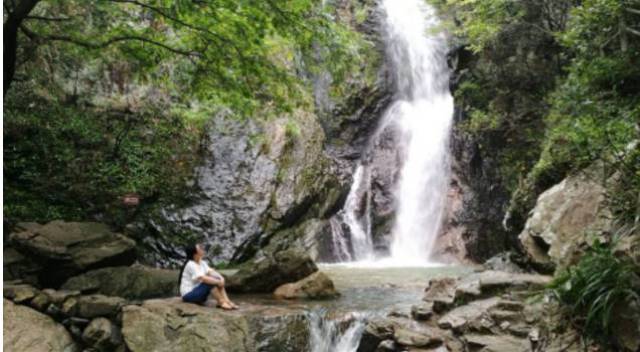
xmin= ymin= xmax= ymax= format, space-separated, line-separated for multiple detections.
xmin=178 ymin=243 xmax=199 ymax=290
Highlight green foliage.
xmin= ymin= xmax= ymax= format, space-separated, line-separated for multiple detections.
xmin=446 ymin=0 xmax=524 ymax=52
xmin=3 ymin=89 xmax=201 ymax=225
xmin=3 ymin=0 xmax=374 ymax=226
xmin=7 ymin=0 xmax=367 ymax=116
xmin=549 ymin=237 xmax=640 ymax=348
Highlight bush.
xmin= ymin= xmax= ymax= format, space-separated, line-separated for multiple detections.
xmin=548 ymin=236 xmax=640 ymax=349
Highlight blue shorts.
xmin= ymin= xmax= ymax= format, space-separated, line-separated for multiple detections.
xmin=182 ymin=282 xmax=215 ymax=304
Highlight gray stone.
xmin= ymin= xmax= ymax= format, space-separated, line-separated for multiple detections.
xmin=518 ymin=166 xmax=613 ymax=271
xmin=394 ymin=327 xmax=443 ymax=348
xmin=82 ymin=317 xmax=124 ymax=352
xmin=423 ymin=277 xmax=458 ymax=313
xmin=357 ymin=318 xmax=396 ymax=352
xmin=61 ymin=265 xmax=178 ymax=299
xmin=411 ymin=302 xmax=434 ymax=321
xmin=9 ymin=221 xmax=136 ymax=286
xmin=3 ymin=299 xmax=80 ymax=352
xmin=3 ymin=283 xmax=39 ymax=303
xmin=121 ymin=298 xmax=310 ymax=352
xmin=62 ymin=294 xmax=126 ymax=319
xmin=464 ymin=334 xmax=529 ymax=352
xmin=42 ymin=288 xmax=81 ymax=305
xmin=227 ymin=249 xmax=318 ymax=293
xmin=273 ymin=271 xmax=339 ymax=299
xmin=437 ymin=297 xmax=500 ymax=332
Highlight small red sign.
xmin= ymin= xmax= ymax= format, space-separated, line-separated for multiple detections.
xmin=122 ymin=193 xmax=140 ymax=206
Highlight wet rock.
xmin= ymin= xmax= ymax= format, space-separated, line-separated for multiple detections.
xmin=61 ymin=265 xmax=178 ymax=299
xmin=227 ymin=249 xmax=317 ymax=293
xmin=82 ymin=317 xmax=125 ymax=352
xmin=423 ymin=277 xmax=457 ymax=313
xmin=121 ymin=298 xmax=310 ymax=352
xmin=9 ymin=221 xmax=136 ymax=286
xmin=454 ymin=270 xmax=551 ymax=302
xmin=3 ymin=298 xmax=80 ymax=352
xmin=518 ymin=166 xmax=613 ymax=272
xmin=437 ymin=297 xmax=500 ymax=332
xmin=411 ymin=302 xmax=434 ymax=321
xmin=273 ymin=271 xmax=339 ymax=299
xmin=464 ymin=333 xmax=529 ymax=352
xmin=62 ymin=294 xmax=126 ymax=319
xmin=357 ymin=318 xmax=396 ymax=352
xmin=3 ymin=283 xmax=39 ymax=303
xmin=394 ymin=327 xmax=443 ymax=348
xmin=144 ymin=108 xmax=343 ymax=265
xmin=375 ymin=339 xmax=397 ymax=352
xmin=482 ymin=252 xmax=526 ymax=273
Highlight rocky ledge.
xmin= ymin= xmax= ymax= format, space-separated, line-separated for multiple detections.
xmin=355 ymin=269 xmax=587 ymax=352
xmin=3 ymin=220 xmax=340 ymax=352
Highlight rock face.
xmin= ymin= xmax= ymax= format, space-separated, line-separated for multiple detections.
xmin=61 ymin=265 xmax=178 ymax=299
xmin=9 ymin=221 xmax=136 ymax=286
xmin=518 ymin=166 xmax=613 ymax=271
xmin=4 ymin=298 xmax=80 ymax=352
xmin=226 ymin=249 xmax=318 ymax=293
xmin=127 ymin=1 xmax=392 ymax=267
xmin=121 ymin=298 xmax=310 ymax=352
xmin=273 ymin=271 xmax=339 ymax=299
xmin=140 ymin=109 xmax=345 ymax=265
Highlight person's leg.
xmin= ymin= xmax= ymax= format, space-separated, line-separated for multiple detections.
xmin=211 ymin=286 xmax=233 ymax=309
xmin=182 ymin=282 xmax=213 ymax=304
xmin=219 ymin=286 xmax=237 ymax=308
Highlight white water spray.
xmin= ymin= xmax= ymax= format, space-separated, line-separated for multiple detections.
xmin=385 ymin=0 xmax=454 ymax=264
xmin=329 ymin=0 xmax=453 ymax=266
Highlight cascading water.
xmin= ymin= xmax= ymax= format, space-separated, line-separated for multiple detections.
xmin=309 ymin=310 xmax=369 ymax=352
xmin=329 ymin=0 xmax=454 ymax=265
xmin=385 ymin=0 xmax=454 ymax=264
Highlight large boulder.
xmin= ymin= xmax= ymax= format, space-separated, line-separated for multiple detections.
xmin=226 ymin=249 xmax=318 ymax=293
xmin=121 ymin=298 xmax=310 ymax=352
xmin=423 ymin=277 xmax=458 ymax=313
xmin=273 ymin=271 xmax=339 ymax=299
xmin=3 ymin=298 xmax=80 ymax=352
xmin=518 ymin=167 xmax=613 ymax=271
xmin=82 ymin=317 xmax=125 ymax=352
xmin=61 ymin=265 xmax=178 ymax=300
xmin=9 ymin=221 xmax=136 ymax=286
xmin=61 ymin=294 xmax=127 ymax=319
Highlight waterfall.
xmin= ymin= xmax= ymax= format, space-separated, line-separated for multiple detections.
xmin=308 ymin=310 xmax=368 ymax=352
xmin=385 ymin=0 xmax=454 ymax=264
xmin=328 ymin=0 xmax=453 ymax=265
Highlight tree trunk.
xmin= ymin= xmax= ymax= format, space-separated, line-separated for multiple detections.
xmin=3 ymin=0 xmax=41 ymax=96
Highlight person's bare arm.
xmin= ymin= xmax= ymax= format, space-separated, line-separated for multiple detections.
xmin=199 ymin=274 xmax=223 ymax=286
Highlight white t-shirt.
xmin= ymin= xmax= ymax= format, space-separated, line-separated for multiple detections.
xmin=180 ymin=260 xmax=211 ymax=296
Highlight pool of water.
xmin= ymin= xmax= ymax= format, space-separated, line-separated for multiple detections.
xmin=230 ymin=264 xmax=473 ymax=314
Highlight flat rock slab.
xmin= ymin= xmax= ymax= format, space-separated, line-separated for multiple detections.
xmin=122 ymin=298 xmax=310 ymax=352
xmin=10 ymin=221 xmax=136 ymax=286
xmin=464 ymin=333 xmax=530 ymax=352
xmin=437 ymin=297 xmax=501 ymax=332
xmin=61 ymin=265 xmax=178 ymax=300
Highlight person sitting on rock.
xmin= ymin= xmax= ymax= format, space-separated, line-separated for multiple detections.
xmin=179 ymin=243 xmax=238 ymax=310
